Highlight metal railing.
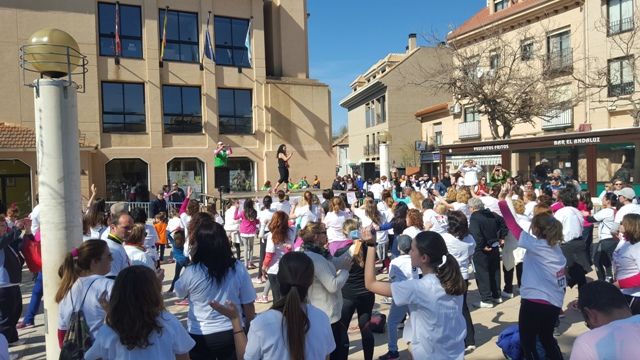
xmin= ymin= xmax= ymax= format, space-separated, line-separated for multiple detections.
xmin=608 ymin=81 xmax=635 ymax=97
xmin=544 ymin=50 xmax=573 ymax=75
xmin=542 ymin=107 xmax=573 ymax=130
xmin=458 ymin=120 xmax=481 ymax=139
xmin=362 ymin=144 xmax=380 ymax=156
xmin=609 ymin=17 xmax=635 ymax=36
xmin=104 ymin=201 xmax=184 ymax=219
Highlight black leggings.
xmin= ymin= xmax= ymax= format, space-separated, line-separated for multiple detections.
xmin=0 ymin=285 xmax=21 ymax=343
xmin=190 ymin=330 xmax=236 ymax=360
xmin=462 ymin=288 xmax=475 ymax=347
xmin=519 ymin=299 xmax=563 ymax=360
xmin=593 ymin=238 xmax=619 ymax=281
xmin=268 ymin=273 xmax=281 ymax=303
xmin=503 ymin=263 xmax=524 ymax=294
xmin=338 ymin=292 xmax=375 ymax=360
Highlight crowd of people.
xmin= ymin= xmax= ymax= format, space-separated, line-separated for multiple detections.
xmin=1 ymin=158 xmax=640 ymax=359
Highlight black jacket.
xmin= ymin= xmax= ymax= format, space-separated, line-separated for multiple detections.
xmin=469 ymin=209 xmax=508 ymax=253
xmin=1 ymin=228 xmax=28 ymax=286
xmin=149 ymin=198 xmax=168 ymax=218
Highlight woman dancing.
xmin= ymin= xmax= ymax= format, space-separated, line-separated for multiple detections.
xmin=274 ymin=144 xmax=293 ymax=193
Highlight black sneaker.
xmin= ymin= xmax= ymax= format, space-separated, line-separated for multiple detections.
xmin=378 ymin=351 xmax=400 ymax=360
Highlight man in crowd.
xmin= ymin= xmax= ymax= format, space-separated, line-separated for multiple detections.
xmin=149 ymin=191 xmax=168 ymax=218
xmin=214 ymin=141 xmax=232 ymax=193
xmin=571 ymin=281 xmax=640 ymax=359
xmin=169 ymin=182 xmax=186 ymax=203
xmin=614 ymin=187 xmax=640 ymax=225
xmin=106 ymin=212 xmax=133 ymax=278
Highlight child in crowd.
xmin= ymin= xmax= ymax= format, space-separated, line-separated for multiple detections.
xmin=153 ymin=212 xmax=169 ymax=264
xmin=235 ymin=199 xmax=260 ymax=269
xmin=124 ymin=224 xmax=156 ymax=270
xmin=224 ymin=200 xmax=242 ymax=260
xmin=167 ymin=209 xmax=183 ymax=237
xmin=167 ymin=230 xmax=188 ymax=296
xmin=260 ymin=211 xmax=295 ymax=303
xmin=84 ymin=266 xmax=195 ymax=359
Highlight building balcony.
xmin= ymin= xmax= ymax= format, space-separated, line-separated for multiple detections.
xmin=458 ymin=120 xmax=481 ymax=140
xmin=542 ymin=107 xmax=573 ymax=130
xmin=544 ymin=51 xmax=573 ymax=77
xmin=608 ymin=82 xmax=635 ymax=97
xmin=363 ymin=144 xmax=379 ymax=156
xmin=609 ymin=17 xmax=634 ymax=36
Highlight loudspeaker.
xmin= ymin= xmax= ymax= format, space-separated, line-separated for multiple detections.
xmin=359 ymin=162 xmax=377 ymax=181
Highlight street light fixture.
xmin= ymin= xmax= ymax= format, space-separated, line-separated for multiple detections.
xmin=20 ymin=28 xmax=87 ymax=359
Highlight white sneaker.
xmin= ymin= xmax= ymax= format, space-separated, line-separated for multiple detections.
xmin=492 ymin=297 xmax=504 ymax=304
xmin=465 ymin=345 xmax=476 ymax=353
xmin=474 ymin=301 xmax=494 ymax=308
xmin=501 ymin=291 xmax=514 ymax=299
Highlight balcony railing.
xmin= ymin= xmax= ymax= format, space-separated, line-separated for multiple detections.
xmin=544 ymin=51 xmax=573 ymax=76
xmin=363 ymin=144 xmax=380 ymax=156
xmin=458 ymin=120 xmax=481 ymax=139
xmin=609 ymin=81 xmax=635 ymax=97
xmin=542 ymin=107 xmax=573 ymax=130
xmin=609 ymin=17 xmax=634 ymax=36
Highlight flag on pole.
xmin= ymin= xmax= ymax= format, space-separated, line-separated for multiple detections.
xmin=201 ymin=11 xmax=215 ymax=70
xmin=115 ymin=1 xmax=121 ymax=61
xmin=244 ymin=19 xmax=252 ymax=67
xmin=160 ymin=6 xmax=169 ymax=67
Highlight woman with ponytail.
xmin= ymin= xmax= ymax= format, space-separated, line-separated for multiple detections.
xmin=363 ymin=230 xmax=467 ymax=359
xmin=212 ymin=252 xmax=335 ymax=359
xmin=56 ymin=239 xmax=114 ymax=346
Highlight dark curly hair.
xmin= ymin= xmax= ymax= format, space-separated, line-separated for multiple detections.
xmin=107 ymin=266 xmax=163 ymax=350
xmin=189 ymin=212 xmax=236 ymax=284
xmin=447 ymin=210 xmax=469 ymax=240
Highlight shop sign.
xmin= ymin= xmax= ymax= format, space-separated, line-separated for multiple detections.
xmin=472 ymin=144 xmax=510 ymax=152
xmin=553 ymin=137 xmax=601 ymax=146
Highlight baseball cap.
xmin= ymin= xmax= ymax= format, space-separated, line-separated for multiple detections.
xmin=396 ymin=235 xmax=413 ymax=254
xmin=615 ymin=187 xmax=636 ymax=200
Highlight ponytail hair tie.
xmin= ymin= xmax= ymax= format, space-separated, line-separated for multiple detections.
xmin=70 ymin=248 xmax=79 ymax=258
xmin=438 ymin=254 xmax=448 ymax=269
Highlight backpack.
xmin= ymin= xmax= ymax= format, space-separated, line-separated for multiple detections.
xmin=59 ymin=279 xmax=98 ymax=360
xmin=21 ymin=232 xmax=41 ymax=273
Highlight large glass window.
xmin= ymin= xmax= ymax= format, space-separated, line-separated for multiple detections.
xmin=375 ymin=96 xmax=386 ymax=124
xmin=98 ymin=2 xmax=142 ymax=58
xmin=608 ymin=56 xmax=635 ymax=97
xmin=214 ymin=16 xmax=251 ymax=67
xmin=218 ymin=88 xmax=253 ymax=134
xmin=167 ymin=158 xmax=205 ymax=195
xmin=163 ymin=85 xmax=202 ymax=133
xmin=608 ymin=0 xmax=634 ymax=35
xmin=0 ymin=160 xmax=32 ymax=214
xmin=546 ymin=30 xmax=572 ymax=72
xmin=105 ymin=159 xmax=149 ymax=201
xmin=494 ymin=0 xmax=508 ymax=12
xmin=102 ymin=82 xmax=146 ymax=133
xmin=159 ymin=9 xmax=199 ymax=63
xmin=464 ymin=106 xmax=480 ymax=122
xmin=227 ymin=157 xmax=254 ymax=192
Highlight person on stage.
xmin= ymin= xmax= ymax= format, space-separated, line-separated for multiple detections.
xmin=274 ymin=144 xmax=293 ymax=193
xmin=214 ymin=141 xmax=232 ymax=192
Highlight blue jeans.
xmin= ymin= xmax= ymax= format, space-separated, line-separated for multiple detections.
xmin=23 ymin=272 xmax=43 ymax=324
xmin=387 ymin=300 xmax=409 ymax=352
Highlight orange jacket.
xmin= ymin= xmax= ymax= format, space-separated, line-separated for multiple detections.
xmin=154 ymin=222 xmax=168 ymax=245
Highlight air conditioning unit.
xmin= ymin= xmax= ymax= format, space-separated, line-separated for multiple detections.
xmin=449 ymin=103 xmax=462 ymax=115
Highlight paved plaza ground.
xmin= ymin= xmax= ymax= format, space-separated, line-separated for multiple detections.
xmin=10 ymin=246 xmax=588 ymax=359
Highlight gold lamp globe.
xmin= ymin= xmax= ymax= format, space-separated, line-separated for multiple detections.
xmin=24 ymin=28 xmax=81 ymax=77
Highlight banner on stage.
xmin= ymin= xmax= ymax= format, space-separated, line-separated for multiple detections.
xmin=169 ymin=171 xmax=202 ymax=193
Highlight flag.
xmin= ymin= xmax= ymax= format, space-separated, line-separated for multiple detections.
xmin=201 ymin=11 xmax=215 ymax=70
xmin=245 ymin=19 xmax=252 ymax=67
xmin=115 ymin=2 xmax=121 ymax=58
xmin=160 ymin=6 xmax=168 ymax=66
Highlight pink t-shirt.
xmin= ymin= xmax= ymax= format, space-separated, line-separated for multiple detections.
xmin=569 ymin=315 xmax=640 ymax=360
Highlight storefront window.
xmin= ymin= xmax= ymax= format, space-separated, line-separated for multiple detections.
xmin=227 ymin=157 xmax=254 ymax=192
xmin=596 ymin=143 xmax=636 ymax=193
xmin=105 ymin=159 xmax=149 ymax=201
xmin=167 ymin=158 xmax=205 ymax=195
xmin=0 ymin=160 xmax=32 ymax=214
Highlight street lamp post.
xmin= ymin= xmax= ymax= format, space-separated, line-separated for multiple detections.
xmin=20 ymin=28 xmax=87 ymax=359
xmin=378 ymin=131 xmax=391 ymax=179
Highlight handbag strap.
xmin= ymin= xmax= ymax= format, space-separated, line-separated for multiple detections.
xmin=70 ymin=278 xmax=99 ymax=312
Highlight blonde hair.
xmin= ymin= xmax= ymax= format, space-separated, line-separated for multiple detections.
xmin=342 ymin=218 xmax=358 ymax=236
xmin=512 ymin=200 xmax=525 ymax=215
xmin=456 ymin=190 xmax=470 ymax=204
xmin=435 ymin=203 xmax=447 ymax=215
xmin=445 ymin=188 xmax=457 ymax=203
xmin=410 ymin=192 xmax=425 ymax=210
xmin=127 ymin=223 xmax=146 ymax=245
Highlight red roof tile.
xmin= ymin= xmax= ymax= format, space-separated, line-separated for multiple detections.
xmin=0 ymin=122 xmax=93 ymax=149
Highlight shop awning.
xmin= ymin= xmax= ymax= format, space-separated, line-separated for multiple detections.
xmin=448 ymin=154 xmax=502 ymax=167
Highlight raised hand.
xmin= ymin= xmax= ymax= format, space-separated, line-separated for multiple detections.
xmin=210 ymin=300 xmax=240 ymax=320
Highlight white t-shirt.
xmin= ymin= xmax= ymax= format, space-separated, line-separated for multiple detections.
xmin=124 ymin=245 xmax=155 ymax=269
xmin=423 ymin=209 xmax=446 ymax=234
xmin=442 ymin=233 xmax=475 ymax=280
xmin=257 ymin=208 xmax=275 ymax=237
xmin=244 ymin=304 xmax=335 ymax=360
xmin=294 ymin=204 xmax=320 ymax=230
xmin=323 ymin=211 xmax=352 ymax=243
xmin=265 ymin=228 xmax=295 ymax=275
xmin=271 ymin=200 xmax=291 ymax=215
xmin=569 ymin=315 xmax=640 ymax=360
xmin=179 ymin=213 xmax=192 ymax=258
xmin=83 ymin=225 xmax=109 ymax=242
xmin=84 ymin=311 xmax=195 ymax=360
xmin=391 ymin=274 xmax=465 ymax=360
xmin=105 ymin=236 xmax=130 ymax=277
xmin=389 ymin=255 xmax=418 ymax=283
xmin=613 ymin=240 xmax=640 ymax=297
xmin=353 ymin=208 xmax=388 ymax=244
xmin=58 ymin=275 xmax=114 ymax=339
xmin=402 ymin=226 xmax=423 ymax=240
xmin=593 ymin=207 xmax=616 ymax=240
xmin=29 ymin=204 xmax=40 ymax=234
xmin=452 ymin=202 xmax=471 ymax=222
xmin=615 ymin=203 xmax=640 ymax=224
xmin=480 ymin=196 xmax=501 ymax=215
xmin=167 ymin=217 xmax=182 ymax=235
xmin=224 ymin=206 xmax=240 ymax=232
xmin=174 ymin=261 xmax=256 ymax=335
xmin=554 ymin=206 xmax=584 ymax=243
xmin=524 ymin=201 xmax=536 ymax=219
xmin=369 ymin=183 xmax=384 ymax=200
xmin=518 ymin=231 xmax=567 ymax=308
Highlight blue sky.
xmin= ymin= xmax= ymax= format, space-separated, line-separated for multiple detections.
xmin=307 ymin=0 xmax=485 ymax=135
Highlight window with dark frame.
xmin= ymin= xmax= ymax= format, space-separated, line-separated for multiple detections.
xmin=546 ymin=30 xmax=572 ymax=73
xmin=162 ymin=85 xmax=202 ymax=133
xmin=218 ymin=88 xmax=253 ymax=134
xmin=98 ymin=2 xmax=142 ymax=58
xmin=608 ymin=56 xmax=635 ymax=97
xmin=494 ymin=0 xmax=508 ymax=12
xmin=608 ymin=0 xmax=634 ymax=36
xmin=489 ymin=53 xmax=500 ymax=70
xmin=159 ymin=9 xmax=199 ymax=63
xmin=101 ymin=82 xmax=146 ymax=133
xmin=521 ymin=40 xmax=534 ymax=61
xmin=214 ymin=16 xmax=251 ymax=67
xmin=464 ymin=106 xmax=480 ymax=122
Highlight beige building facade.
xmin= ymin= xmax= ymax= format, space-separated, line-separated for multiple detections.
xmin=340 ymin=34 xmax=452 ymax=178
xmin=417 ymin=0 xmax=640 ymax=194
xmin=0 ymin=0 xmax=334 ymax=211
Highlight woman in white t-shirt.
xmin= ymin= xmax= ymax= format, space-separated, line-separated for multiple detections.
xmin=123 ymin=224 xmax=156 ymax=270
xmin=442 ymin=211 xmax=477 ymax=351
xmin=402 ymin=208 xmax=425 ymax=240
xmin=178 ymin=186 xmax=199 ymax=258
xmin=324 ymin=197 xmax=353 ymax=255
xmin=363 ymin=230 xmax=467 ymax=360
xmin=174 ymin=212 xmax=256 ymax=360
xmin=290 ymin=191 xmax=322 ymax=231
xmin=257 ymin=196 xmax=276 ymax=285
xmin=261 ymin=211 xmax=295 ymax=303
xmin=588 ymin=193 xmax=619 ymax=281
xmin=352 ymin=198 xmax=388 ymax=262
xmin=211 ymin=252 xmax=336 ymax=360
xmin=56 ymin=240 xmax=114 ymax=345
xmin=498 ymin=200 xmax=566 ymax=360
xmin=613 ymin=213 xmax=640 ymax=314
xmin=82 ymin=200 xmax=108 ymax=241
xmin=84 ymin=265 xmax=195 ymax=359
xmin=224 ymin=201 xmax=242 ymax=260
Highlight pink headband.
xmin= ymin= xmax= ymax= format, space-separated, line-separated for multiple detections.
xmin=70 ymin=248 xmax=79 ymax=258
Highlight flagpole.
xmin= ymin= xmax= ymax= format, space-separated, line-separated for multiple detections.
xmin=160 ymin=6 xmax=169 ymax=68
xmin=200 ymin=11 xmax=211 ymax=71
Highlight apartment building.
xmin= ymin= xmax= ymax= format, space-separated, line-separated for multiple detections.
xmin=417 ymin=0 xmax=640 ymax=194
xmin=340 ymin=34 xmax=452 ymax=178
xmin=0 ymin=0 xmax=334 ymax=212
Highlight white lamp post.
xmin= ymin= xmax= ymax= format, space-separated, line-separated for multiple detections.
xmin=20 ymin=28 xmax=87 ymax=359
xmin=379 ymin=131 xmax=391 ymax=179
